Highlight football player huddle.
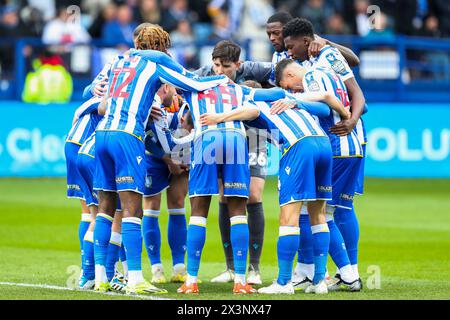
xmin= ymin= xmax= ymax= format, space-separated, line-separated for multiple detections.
xmin=65 ymin=13 xmax=367 ymax=296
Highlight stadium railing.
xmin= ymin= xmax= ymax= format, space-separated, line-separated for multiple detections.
xmin=0 ymin=35 xmax=449 ymax=102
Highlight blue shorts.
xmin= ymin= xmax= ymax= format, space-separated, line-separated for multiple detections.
xmin=189 ymin=130 xmax=250 ymax=198
xmin=144 ymin=155 xmax=171 ymax=197
xmin=279 ymin=136 xmax=333 ymax=206
xmin=78 ymin=152 xmax=122 ymax=210
xmin=329 ymin=156 xmax=362 ymax=210
xmin=94 ymin=131 xmax=146 ymax=194
xmin=355 ymin=144 xmax=366 ymax=195
xmin=65 ymin=142 xmax=84 ymax=200
xmin=77 ymin=153 xmax=98 ymax=207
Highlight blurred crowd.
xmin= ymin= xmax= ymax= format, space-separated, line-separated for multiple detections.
xmin=0 ymin=0 xmax=449 ymax=86
xmin=1 ymin=0 xmax=450 ymax=46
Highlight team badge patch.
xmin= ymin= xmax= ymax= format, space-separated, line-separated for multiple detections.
xmin=308 ymin=80 xmax=320 ymax=92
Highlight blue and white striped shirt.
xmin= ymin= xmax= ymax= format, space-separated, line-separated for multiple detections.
xmin=247 ymin=101 xmax=327 ymax=155
xmin=96 ymin=50 xmax=228 ymax=141
xmin=184 ymin=83 xmax=247 ymax=139
xmin=302 ymin=67 xmax=363 ymax=157
xmin=299 ymin=45 xmax=367 ymax=145
xmin=78 ymin=132 xmax=96 ymax=157
xmin=66 ymin=97 xmax=102 ymax=146
xmin=144 ymin=96 xmax=193 ymax=158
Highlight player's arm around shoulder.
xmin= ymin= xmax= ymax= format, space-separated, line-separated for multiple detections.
xmin=200 ymin=103 xmax=260 ymax=126
xmin=310 ymin=34 xmax=360 ymax=67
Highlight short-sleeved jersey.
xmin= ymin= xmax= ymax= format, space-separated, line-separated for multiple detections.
xmin=246 ymin=100 xmax=327 ymax=155
xmin=184 ymin=83 xmax=247 ymax=139
xmin=82 ymin=60 xmax=114 ymax=99
xmin=299 ymin=45 xmax=367 ymax=144
xmin=302 ymin=67 xmax=362 ymax=158
xmin=270 ymin=50 xmax=290 ymax=85
xmin=194 ymin=61 xmax=273 ymax=85
xmin=299 ymin=45 xmax=354 ymax=82
xmin=66 ymin=97 xmax=102 ymax=146
xmin=96 ymin=50 xmax=228 ymax=141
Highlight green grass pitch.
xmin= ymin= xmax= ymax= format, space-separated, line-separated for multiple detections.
xmin=0 ymin=177 xmax=449 ymax=300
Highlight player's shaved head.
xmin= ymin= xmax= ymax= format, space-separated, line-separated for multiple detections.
xmin=266 ymin=12 xmax=293 ymax=52
xmin=275 ymin=58 xmax=305 ymax=92
xmin=267 ymin=12 xmax=293 ymax=25
xmin=275 ymin=59 xmax=295 ymax=87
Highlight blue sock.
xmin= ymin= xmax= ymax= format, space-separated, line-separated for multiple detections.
xmin=334 ymin=206 xmax=359 ymax=265
xmin=230 ymin=216 xmax=250 ymax=278
xmin=142 ymin=210 xmax=161 ymax=266
xmin=327 ymin=216 xmax=351 ymax=269
xmin=277 ymin=226 xmax=300 ymax=286
xmin=93 ymin=214 xmax=113 ymax=269
xmin=122 ymin=217 xmax=143 ymax=272
xmin=82 ymin=230 xmax=95 ymax=280
xmin=78 ymin=214 xmax=91 ymax=264
xmin=168 ymin=209 xmax=187 ymax=266
xmin=311 ymin=224 xmax=330 ymax=285
xmin=105 ymin=232 xmax=121 ymax=281
xmin=299 ymin=214 xmax=314 ymax=264
xmin=186 ymin=216 xmax=207 ymax=277
xmin=119 ymin=243 xmax=127 ymax=262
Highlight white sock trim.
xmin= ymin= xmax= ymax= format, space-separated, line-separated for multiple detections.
xmin=84 ymin=231 xmax=94 ymax=242
xmin=168 ymin=208 xmax=186 ymax=215
xmin=144 ymin=209 xmax=160 ymax=218
xmin=279 ymin=226 xmax=300 ymax=237
xmin=110 ymin=232 xmax=122 ymax=246
xmin=81 ymin=213 xmax=92 ymax=222
xmin=97 ymin=213 xmax=114 ymax=222
xmin=234 ymin=273 xmax=246 ymax=285
xmin=189 ymin=216 xmax=206 ymax=227
xmin=311 ymin=224 xmax=329 ymax=234
xmin=230 ymin=215 xmax=247 ymax=226
xmin=122 ymin=217 xmax=142 ymax=225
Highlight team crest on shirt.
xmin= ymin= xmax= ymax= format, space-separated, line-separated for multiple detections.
xmin=305 ymin=73 xmax=320 ymax=92
xmin=285 ymin=166 xmax=291 ymax=175
xmin=326 ymin=53 xmax=346 ymax=75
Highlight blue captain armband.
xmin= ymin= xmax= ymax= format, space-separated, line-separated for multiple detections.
xmin=295 ymin=100 xmax=331 ymax=118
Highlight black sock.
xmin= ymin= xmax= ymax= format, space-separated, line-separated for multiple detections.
xmin=219 ymin=202 xmax=234 ymax=271
xmin=247 ymin=202 xmax=265 ymax=271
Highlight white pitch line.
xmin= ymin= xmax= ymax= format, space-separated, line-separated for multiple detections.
xmin=0 ymin=282 xmax=174 ymax=300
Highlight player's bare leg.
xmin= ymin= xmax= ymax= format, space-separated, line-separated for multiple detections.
xmin=212 ymin=181 xmax=235 ymax=283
